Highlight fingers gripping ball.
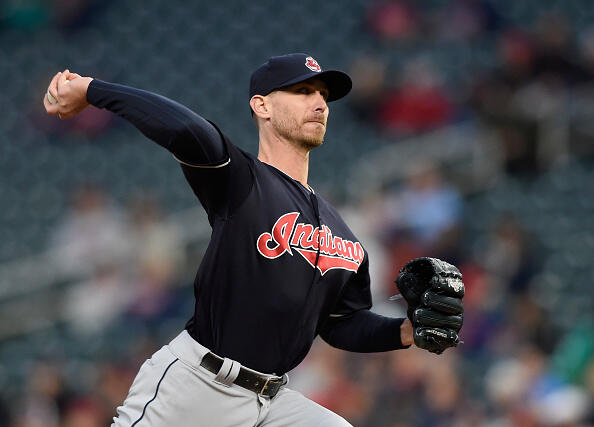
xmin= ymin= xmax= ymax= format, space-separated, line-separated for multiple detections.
xmin=47 ymin=88 xmax=57 ymax=104
xmin=394 ymin=257 xmax=465 ymax=354
xmin=47 ymin=79 xmax=69 ymax=104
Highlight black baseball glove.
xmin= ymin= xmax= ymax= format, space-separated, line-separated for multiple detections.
xmin=394 ymin=257 xmax=464 ymax=354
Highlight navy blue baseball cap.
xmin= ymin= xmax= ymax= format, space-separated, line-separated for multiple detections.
xmin=249 ymin=53 xmax=352 ymax=102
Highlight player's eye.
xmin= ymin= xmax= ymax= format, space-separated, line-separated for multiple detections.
xmin=295 ymin=86 xmax=328 ymax=100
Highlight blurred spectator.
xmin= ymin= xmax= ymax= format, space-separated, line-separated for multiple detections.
xmin=0 ymin=395 xmax=10 ymax=427
xmin=509 ymin=295 xmax=559 ymax=354
xmin=417 ymin=353 xmax=462 ymax=426
xmin=124 ymin=255 xmax=182 ymax=327
xmin=485 ymin=345 xmax=547 ymax=426
xmin=126 ymin=194 xmax=184 ymax=277
xmin=532 ymin=12 xmax=591 ymax=87
xmin=578 ymin=26 xmax=594 ymax=76
xmin=472 ymin=29 xmax=535 ymax=107
xmin=454 ymin=262 xmax=499 ymax=354
xmin=366 ymin=1 xmax=420 ymax=42
xmin=95 ymin=364 xmax=136 ymax=424
xmin=377 ymin=58 xmax=455 ymax=135
xmin=482 ymin=213 xmax=539 ymax=295
xmin=435 ymin=0 xmax=503 ymax=41
xmin=49 ymin=184 xmax=131 ymax=275
xmin=11 ymin=362 xmax=68 ymax=427
xmin=371 ymin=163 xmax=463 ymax=296
xmin=471 ymin=13 xmax=594 ymax=176
xmin=124 ymin=195 xmax=185 ymax=325
xmin=60 ymin=397 xmax=106 ymax=427
xmin=550 ymin=324 xmax=594 ymax=386
xmin=362 ymin=349 xmax=429 ymax=425
xmin=470 ymin=29 xmax=541 ymax=175
xmin=430 ymin=224 xmax=466 ymax=265
xmin=293 ymin=342 xmax=371 ymax=426
xmin=347 ymin=55 xmax=389 ymax=124
xmin=62 ymin=261 xmax=133 ymax=335
xmin=52 ymin=0 xmax=108 ymax=33
xmin=531 ymin=385 xmax=592 ymax=427
xmin=487 ymin=343 xmax=593 ymax=427
xmin=382 ymin=162 xmax=463 ymax=246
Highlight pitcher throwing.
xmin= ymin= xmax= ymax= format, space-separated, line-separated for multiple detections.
xmin=44 ymin=53 xmax=463 ymax=426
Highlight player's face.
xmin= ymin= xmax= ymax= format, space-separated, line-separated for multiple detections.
xmin=268 ymin=78 xmax=330 ymax=150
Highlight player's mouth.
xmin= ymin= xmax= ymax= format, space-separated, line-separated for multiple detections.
xmin=306 ymin=118 xmax=326 ymax=126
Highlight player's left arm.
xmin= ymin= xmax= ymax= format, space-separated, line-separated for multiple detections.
xmin=319 ymin=256 xmax=413 ymax=351
xmin=320 ymin=311 xmax=413 ymax=352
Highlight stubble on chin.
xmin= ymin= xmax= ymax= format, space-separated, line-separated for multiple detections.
xmin=299 ymin=127 xmax=325 ymax=150
xmin=272 ymin=115 xmax=325 ymax=151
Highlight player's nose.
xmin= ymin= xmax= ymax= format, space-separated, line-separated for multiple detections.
xmin=312 ymin=91 xmax=328 ymax=113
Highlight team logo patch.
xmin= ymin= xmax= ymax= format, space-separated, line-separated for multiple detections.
xmin=305 ymin=56 xmax=322 ymax=72
xmin=256 ymin=212 xmax=364 ymax=275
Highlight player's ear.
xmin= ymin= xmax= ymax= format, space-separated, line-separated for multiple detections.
xmin=250 ymin=95 xmax=270 ymax=119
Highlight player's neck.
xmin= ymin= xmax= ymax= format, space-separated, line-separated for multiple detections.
xmin=258 ymin=135 xmax=310 ymax=187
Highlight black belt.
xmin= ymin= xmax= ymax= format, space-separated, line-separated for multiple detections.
xmin=200 ymin=352 xmax=285 ymax=398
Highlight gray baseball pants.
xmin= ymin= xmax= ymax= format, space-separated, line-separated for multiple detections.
xmin=111 ymin=330 xmax=352 ymax=426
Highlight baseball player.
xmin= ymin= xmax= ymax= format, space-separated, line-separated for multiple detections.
xmin=43 ymin=53 xmax=464 ymax=426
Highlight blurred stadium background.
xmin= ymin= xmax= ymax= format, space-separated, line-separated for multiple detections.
xmin=1 ymin=0 xmax=593 ymax=425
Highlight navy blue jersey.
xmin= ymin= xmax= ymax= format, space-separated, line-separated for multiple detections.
xmin=87 ymin=79 xmax=407 ymax=377
xmin=181 ymin=127 xmax=371 ymax=374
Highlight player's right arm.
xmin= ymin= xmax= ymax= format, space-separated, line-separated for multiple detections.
xmin=43 ymin=70 xmax=227 ymax=167
xmin=43 ymin=70 xmax=255 ymax=219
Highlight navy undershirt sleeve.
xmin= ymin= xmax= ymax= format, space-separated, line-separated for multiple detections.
xmin=319 ymin=310 xmax=410 ymax=352
xmin=86 ymin=79 xmax=227 ymax=166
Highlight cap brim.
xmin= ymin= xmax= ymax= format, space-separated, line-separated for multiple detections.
xmin=277 ymin=70 xmax=352 ymax=102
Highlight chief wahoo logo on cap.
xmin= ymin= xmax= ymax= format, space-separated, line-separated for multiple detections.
xmin=305 ymin=57 xmax=322 ymax=72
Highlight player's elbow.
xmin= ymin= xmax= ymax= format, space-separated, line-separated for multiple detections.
xmin=319 ymin=317 xmax=352 ymax=351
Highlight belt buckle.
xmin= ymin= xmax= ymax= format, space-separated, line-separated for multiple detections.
xmin=259 ymin=376 xmax=283 ymax=397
